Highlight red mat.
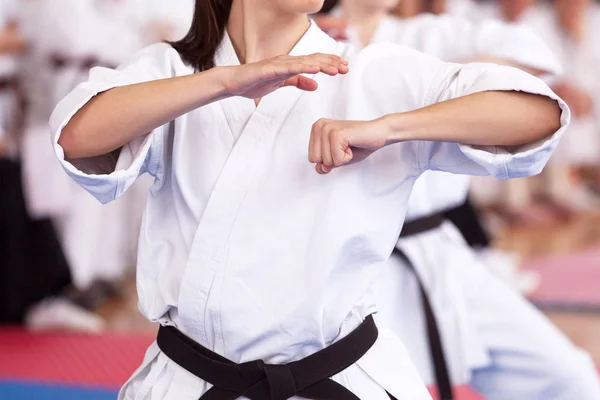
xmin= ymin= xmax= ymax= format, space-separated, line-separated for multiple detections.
xmin=0 ymin=327 xmax=153 ymax=388
xmin=522 ymin=247 xmax=600 ymax=310
xmin=0 ymin=327 xmax=484 ymax=399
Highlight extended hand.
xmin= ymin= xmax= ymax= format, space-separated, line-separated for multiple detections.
xmin=224 ymin=53 xmax=349 ymax=100
xmin=308 ymin=118 xmax=390 ymax=174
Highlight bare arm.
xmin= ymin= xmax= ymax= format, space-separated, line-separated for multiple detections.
xmin=385 ymin=91 xmax=561 ymax=146
xmin=309 ymin=91 xmax=561 ymax=174
xmin=59 ymin=53 xmax=349 ymax=159
xmin=59 ymin=69 xmax=230 ymax=159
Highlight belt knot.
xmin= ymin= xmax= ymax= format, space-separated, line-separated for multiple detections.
xmin=245 ymin=360 xmax=296 ymax=400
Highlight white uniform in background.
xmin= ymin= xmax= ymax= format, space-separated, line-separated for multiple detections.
xmin=50 ymin=22 xmax=568 ymax=399
xmin=142 ymin=0 xmax=194 ymax=41
xmin=19 ymin=0 xmax=154 ymax=290
xmin=334 ymin=11 xmax=600 ymax=399
xmin=445 ymin=0 xmax=478 ymax=16
xmin=524 ymin=3 xmax=600 ymax=166
xmin=0 ymin=0 xmax=19 ymax=159
xmin=467 ymin=2 xmax=600 ymax=212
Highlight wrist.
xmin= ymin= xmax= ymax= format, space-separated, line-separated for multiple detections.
xmin=380 ymin=113 xmax=412 ymax=144
xmin=196 ymin=66 xmax=234 ymax=102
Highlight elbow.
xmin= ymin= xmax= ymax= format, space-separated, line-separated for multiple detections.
xmin=522 ymin=94 xmax=563 ymax=145
xmin=539 ymin=96 xmax=563 ymax=139
xmin=58 ymin=121 xmax=87 ymax=160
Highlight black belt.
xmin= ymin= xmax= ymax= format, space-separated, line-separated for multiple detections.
xmin=0 ymin=78 xmax=16 ymax=91
xmin=157 ymin=315 xmax=378 ymax=400
xmin=395 ymin=213 xmax=454 ymax=400
xmin=400 ymin=213 xmax=445 ymax=238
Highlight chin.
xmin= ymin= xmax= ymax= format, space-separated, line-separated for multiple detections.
xmin=361 ymin=0 xmax=401 ymax=11
xmin=381 ymin=0 xmax=401 ymax=11
xmin=292 ymin=0 xmax=326 ymax=14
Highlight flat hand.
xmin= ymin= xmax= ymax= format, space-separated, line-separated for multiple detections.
xmin=224 ymin=53 xmax=349 ymax=100
xmin=308 ymin=118 xmax=390 ymax=174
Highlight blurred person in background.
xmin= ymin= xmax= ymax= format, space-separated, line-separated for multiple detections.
xmin=467 ymin=0 xmax=600 ymax=223
xmin=315 ymin=1 xmax=600 ymax=399
xmin=0 ymin=0 xmax=80 ymax=328
xmin=142 ymin=0 xmax=194 ymax=42
xmin=17 ymin=0 xmax=188 ymax=331
xmin=539 ymin=0 xmax=600 ymax=212
xmin=392 ymin=0 xmax=475 ymax=16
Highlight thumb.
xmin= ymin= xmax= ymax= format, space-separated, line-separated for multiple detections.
xmin=282 ymin=75 xmax=319 ymax=91
xmin=348 ymin=148 xmax=373 ymax=165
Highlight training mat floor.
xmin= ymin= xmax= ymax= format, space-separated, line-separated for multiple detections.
xmin=523 ymin=246 xmax=600 ymax=310
xmin=0 ymin=327 xmax=485 ymax=399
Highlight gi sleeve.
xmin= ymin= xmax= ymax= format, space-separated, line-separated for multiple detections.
xmin=351 ymin=44 xmax=570 ymax=180
xmin=418 ymin=60 xmax=570 ymax=179
xmin=414 ymin=14 xmax=562 ymax=77
xmin=49 ymin=43 xmax=182 ymax=204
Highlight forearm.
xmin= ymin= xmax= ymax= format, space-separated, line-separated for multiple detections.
xmin=59 ymin=66 xmax=231 ymax=159
xmin=384 ymin=91 xmax=562 ymax=147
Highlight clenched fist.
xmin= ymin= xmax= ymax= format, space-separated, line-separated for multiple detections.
xmin=308 ymin=118 xmax=391 ymax=174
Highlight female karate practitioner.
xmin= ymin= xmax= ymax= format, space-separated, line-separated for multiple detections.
xmin=51 ymin=0 xmax=567 ymax=398
xmin=318 ymin=2 xmax=600 ymax=399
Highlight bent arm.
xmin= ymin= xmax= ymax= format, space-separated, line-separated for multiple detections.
xmin=59 ymin=67 xmax=230 ymax=160
xmin=384 ymin=90 xmax=561 ymax=147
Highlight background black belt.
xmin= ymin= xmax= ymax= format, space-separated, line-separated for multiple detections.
xmin=0 ymin=77 xmax=17 ymax=91
xmin=395 ymin=213 xmax=454 ymax=400
xmin=157 ymin=315 xmax=378 ymax=400
xmin=48 ymin=53 xmax=118 ymax=72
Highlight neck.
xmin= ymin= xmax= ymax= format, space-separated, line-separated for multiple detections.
xmin=340 ymin=0 xmax=386 ymax=46
xmin=502 ymin=8 xmax=526 ymax=23
xmin=227 ymin=0 xmax=311 ymax=64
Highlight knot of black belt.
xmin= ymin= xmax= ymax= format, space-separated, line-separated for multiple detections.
xmin=157 ymin=315 xmax=378 ymax=400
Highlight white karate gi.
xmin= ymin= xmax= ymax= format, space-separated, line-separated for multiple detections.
xmin=19 ymin=0 xmax=154 ymax=289
xmin=50 ymin=22 xmax=569 ymax=399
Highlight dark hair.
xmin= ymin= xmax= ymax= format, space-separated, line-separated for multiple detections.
xmin=320 ymin=0 xmax=339 ymax=13
xmin=170 ymin=0 xmax=234 ymax=72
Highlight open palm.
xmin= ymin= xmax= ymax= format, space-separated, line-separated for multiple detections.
xmin=225 ymin=53 xmax=349 ymax=99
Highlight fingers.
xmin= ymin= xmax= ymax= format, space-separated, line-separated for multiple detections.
xmin=282 ymin=75 xmax=319 ymax=91
xmin=309 ymin=119 xmax=324 ymax=164
xmin=309 ymin=119 xmax=354 ymax=175
xmin=272 ymin=53 xmax=349 ymax=79
xmin=321 ymin=124 xmax=333 ymax=169
xmin=330 ymin=130 xmax=352 ymax=167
